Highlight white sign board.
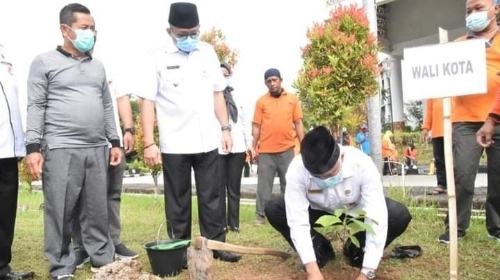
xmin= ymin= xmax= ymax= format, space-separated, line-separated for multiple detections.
xmin=401 ymin=39 xmax=487 ymax=101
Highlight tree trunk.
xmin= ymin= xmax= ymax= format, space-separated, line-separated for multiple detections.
xmin=363 ymin=0 xmax=383 ymax=174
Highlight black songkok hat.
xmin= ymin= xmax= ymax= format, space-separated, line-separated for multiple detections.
xmin=168 ymin=2 xmax=199 ymax=29
xmin=301 ymin=126 xmax=340 ymax=175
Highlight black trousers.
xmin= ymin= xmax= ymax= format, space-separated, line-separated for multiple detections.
xmin=446 ymin=123 xmax=500 ymax=235
xmin=265 ymin=195 xmax=412 ymax=267
xmin=383 ymin=158 xmax=394 ymax=175
xmin=432 ymin=137 xmax=447 ymax=188
xmin=0 ymin=158 xmax=18 ymax=276
xmin=243 ymin=162 xmax=250 ymax=178
xmin=219 ymin=152 xmax=246 ymax=229
xmin=162 ymin=149 xmax=225 ymax=242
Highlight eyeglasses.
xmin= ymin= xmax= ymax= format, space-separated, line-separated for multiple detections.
xmin=171 ymin=30 xmax=200 ymax=40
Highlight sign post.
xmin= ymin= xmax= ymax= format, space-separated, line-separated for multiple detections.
xmin=402 ymin=28 xmax=488 ymax=280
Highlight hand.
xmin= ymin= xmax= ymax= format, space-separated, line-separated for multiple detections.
xmin=355 ymin=274 xmax=369 ymax=280
xmin=477 ymin=119 xmax=496 ymax=148
xmin=123 ymin=132 xmax=135 ymax=154
xmin=109 ymin=147 xmax=122 ymax=166
xmin=421 ymin=129 xmax=428 ymax=143
xmin=247 ymin=146 xmax=257 ymax=160
xmin=144 ymin=144 xmax=162 ymax=167
xmin=26 ymin=152 xmax=44 ymax=180
xmin=221 ymin=130 xmax=233 ymax=153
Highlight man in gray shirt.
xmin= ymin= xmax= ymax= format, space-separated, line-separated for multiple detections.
xmin=25 ymin=4 xmax=121 ymax=280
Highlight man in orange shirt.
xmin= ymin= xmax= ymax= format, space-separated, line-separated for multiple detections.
xmin=422 ymin=99 xmax=446 ymax=195
xmin=252 ymin=68 xmax=304 ymax=225
xmin=439 ymin=0 xmax=500 ymax=244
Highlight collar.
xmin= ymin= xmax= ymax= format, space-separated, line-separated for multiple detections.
xmin=267 ymin=88 xmax=288 ymax=96
xmin=466 ymin=28 xmax=499 ymax=47
xmin=56 ymin=46 xmax=92 ymax=60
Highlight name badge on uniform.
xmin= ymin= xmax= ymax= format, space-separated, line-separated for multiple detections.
xmin=308 ymin=189 xmax=323 ymax=194
xmin=166 ymin=65 xmax=180 ymax=70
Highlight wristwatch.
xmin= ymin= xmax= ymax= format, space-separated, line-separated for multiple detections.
xmin=124 ymin=127 xmax=135 ymax=135
xmin=221 ymin=125 xmax=231 ymax=132
xmin=361 ymin=268 xmax=376 ymax=279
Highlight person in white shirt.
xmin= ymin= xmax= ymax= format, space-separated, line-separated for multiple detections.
xmin=138 ymin=2 xmax=240 ymax=264
xmin=0 ymin=44 xmax=35 ymax=280
xmin=218 ymin=62 xmax=255 ymax=233
xmin=265 ymin=126 xmax=412 ymax=280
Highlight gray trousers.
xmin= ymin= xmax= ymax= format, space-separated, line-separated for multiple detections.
xmin=445 ymin=123 xmax=500 ymax=235
xmin=256 ymin=148 xmax=295 ymax=217
xmin=42 ymin=146 xmax=114 ymax=277
xmin=73 ymin=149 xmax=126 ymax=249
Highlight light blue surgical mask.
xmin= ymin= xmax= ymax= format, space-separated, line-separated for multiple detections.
xmin=466 ymin=5 xmax=495 ymax=32
xmin=312 ymin=172 xmax=343 ymax=189
xmin=65 ymin=25 xmax=95 ymax=53
xmin=176 ymin=35 xmax=199 ymax=53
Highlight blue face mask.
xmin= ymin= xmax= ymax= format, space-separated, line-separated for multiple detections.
xmin=466 ymin=5 xmax=495 ymax=32
xmin=176 ymin=35 xmax=199 ymax=53
xmin=312 ymin=172 xmax=343 ymax=189
xmin=66 ymin=26 xmax=95 ymax=53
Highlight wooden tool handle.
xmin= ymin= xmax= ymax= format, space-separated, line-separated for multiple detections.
xmin=193 ymin=237 xmax=291 ymax=259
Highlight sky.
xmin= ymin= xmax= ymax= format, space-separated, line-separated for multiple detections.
xmin=0 ymin=0 xmax=341 ymax=113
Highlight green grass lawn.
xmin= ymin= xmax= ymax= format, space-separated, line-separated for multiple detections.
xmin=10 ymin=191 xmax=500 ymax=280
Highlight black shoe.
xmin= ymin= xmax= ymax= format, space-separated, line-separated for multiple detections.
xmin=51 ymin=275 xmax=73 ymax=280
xmin=213 ymin=251 xmax=242 ymax=263
xmin=115 ymin=243 xmax=139 ymax=260
xmin=488 ymin=233 xmax=500 ymax=242
xmin=343 ymin=238 xmax=363 ymax=268
xmin=74 ymin=249 xmax=90 ymax=269
xmin=0 ymin=271 xmax=35 ymax=280
xmin=438 ymin=231 xmax=466 ymax=244
xmin=229 ymin=227 xmax=240 ymax=233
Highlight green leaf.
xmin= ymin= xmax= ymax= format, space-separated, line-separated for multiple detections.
xmin=352 ymin=219 xmax=376 ymax=235
xmin=353 ymin=209 xmax=367 ymax=217
xmin=334 ymin=209 xmax=344 ymax=218
xmin=349 ymin=235 xmax=361 ymax=248
xmin=315 ymin=215 xmax=342 ymax=227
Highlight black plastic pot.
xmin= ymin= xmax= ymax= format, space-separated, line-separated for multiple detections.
xmin=144 ymin=239 xmax=190 ymax=278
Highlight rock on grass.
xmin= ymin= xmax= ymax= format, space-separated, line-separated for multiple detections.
xmin=89 ymin=259 xmax=161 ymax=280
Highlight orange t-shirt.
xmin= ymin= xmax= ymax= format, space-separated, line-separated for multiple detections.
xmin=422 ymin=99 xmax=444 ymax=138
xmin=253 ymin=91 xmax=303 ymax=154
xmin=452 ymin=35 xmax=500 ymax=123
xmin=404 ymin=148 xmax=418 ymax=159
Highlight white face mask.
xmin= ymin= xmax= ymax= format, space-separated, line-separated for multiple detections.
xmin=466 ymin=5 xmax=495 ymax=32
xmin=225 ymin=77 xmax=231 ymax=87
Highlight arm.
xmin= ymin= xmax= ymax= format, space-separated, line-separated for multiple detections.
xmin=488 ymin=89 xmax=500 ymax=123
xmin=101 ymin=75 xmax=120 ymax=148
xmin=116 ymin=94 xmax=134 ymax=153
xmin=141 ymin=99 xmax=156 ymax=147
xmin=214 ymin=91 xmax=229 ymax=127
xmin=294 ymin=119 xmax=305 ymax=142
xmin=422 ymin=99 xmax=433 ymax=131
xmin=359 ymin=160 xmax=388 ymax=271
xmin=293 ymin=96 xmax=305 ymax=142
xmin=25 ymin=56 xmax=48 ymax=154
xmin=252 ymin=99 xmax=263 ymax=150
xmin=25 ymin=56 xmax=48 ymax=180
xmin=284 ymin=162 xmax=320 ymax=277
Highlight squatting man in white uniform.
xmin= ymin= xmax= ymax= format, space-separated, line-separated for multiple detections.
xmin=265 ymin=126 xmax=412 ymax=280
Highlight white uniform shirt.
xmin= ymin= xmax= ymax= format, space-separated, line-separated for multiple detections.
xmin=285 ymin=146 xmax=388 ymax=269
xmin=0 ymin=44 xmax=25 ymax=158
xmin=218 ymin=90 xmax=253 ymax=154
xmin=136 ymin=41 xmax=226 ymax=154
xmin=108 ymin=81 xmax=126 ymax=147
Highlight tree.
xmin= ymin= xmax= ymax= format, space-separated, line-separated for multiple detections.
xmin=404 ymin=100 xmax=423 ymax=129
xmin=134 ymin=100 xmax=162 ymax=201
xmin=294 ymin=4 xmax=379 ymax=133
xmin=200 ymin=27 xmax=239 ymax=67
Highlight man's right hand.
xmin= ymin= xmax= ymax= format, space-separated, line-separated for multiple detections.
xmin=305 ymin=262 xmax=324 ymax=280
xmin=144 ymin=144 xmax=162 ymax=166
xmin=421 ymin=129 xmax=429 ymax=143
xmin=477 ymin=119 xmax=496 ymax=148
xmin=26 ymin=152 xmax=44 ymax=180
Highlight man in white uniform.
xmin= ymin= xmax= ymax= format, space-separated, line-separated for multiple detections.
xmin=265 ymin=126 xmax=412 ymax=280
xmin=138 ymin=2 xmax=240 ymax=264
xmin=0 ymin=44 xmax=35 ymax=280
